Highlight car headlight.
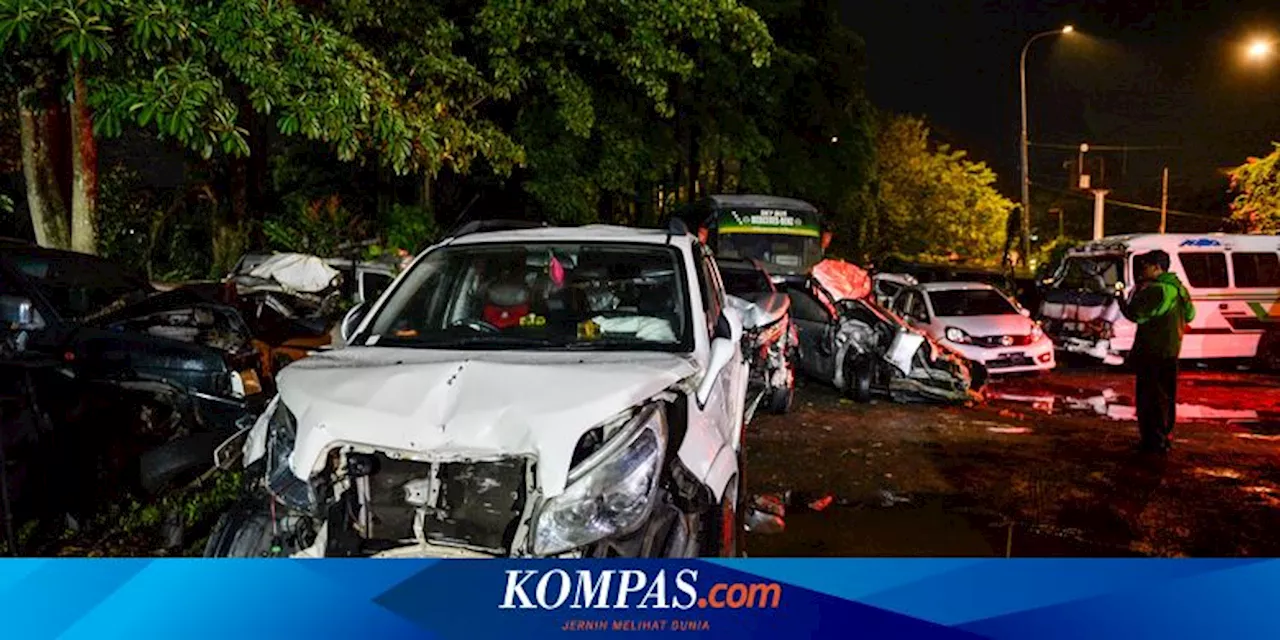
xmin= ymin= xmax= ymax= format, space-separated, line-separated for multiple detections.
xmin=1030 ymin=323 xmax=1044 ymax=342
xmin=265 ymin=400 xmax=316 ymax=511
xmin=533 ymin=403 xmax=668 ymax=556
xmin=944 ymin=327 xmax=971 ymax=344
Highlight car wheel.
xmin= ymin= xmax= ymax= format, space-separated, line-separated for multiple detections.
xmin=1256 ymin=328 xmax=1280 ymax=372
xmin=204 ymin=501 xmax=275 ymax=558
xmin=768 ymin=367 xmax=795 ymax=414
xmin=697 ymin=475 xmax=742 ymax=558
xmin=844 ymin=353 xmax=873 ymax=402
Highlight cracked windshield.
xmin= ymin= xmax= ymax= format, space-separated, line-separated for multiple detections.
xmin=365 ymin=244 xmax=689 ymax=349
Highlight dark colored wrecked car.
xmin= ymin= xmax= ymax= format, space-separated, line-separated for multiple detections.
xmin=785 ymin=259 xmax=985 ymax=404
xmin=0 ymin=243 xmax=266 ymax=513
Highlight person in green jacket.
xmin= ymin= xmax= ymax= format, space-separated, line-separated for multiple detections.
xmin=1117 ymin=250 xmax=1195 ymax=453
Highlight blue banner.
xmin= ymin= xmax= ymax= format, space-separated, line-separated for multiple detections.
xmin=0 ymin=559 xmax=1276 ymax=639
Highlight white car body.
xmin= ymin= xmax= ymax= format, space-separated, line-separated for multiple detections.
xmin=1038 ymin=233 xmax=1280 ymax=364
xmin=871 ymin=272 xmax=918 ymax=308
xmin=892 ymin=282 xmax=1056 ymax=374
xmin=229 ymin=224 xmax=752 ymax=558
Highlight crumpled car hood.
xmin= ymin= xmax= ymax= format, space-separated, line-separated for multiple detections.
xmin=276 ymin=347 xmax=699 ymax=495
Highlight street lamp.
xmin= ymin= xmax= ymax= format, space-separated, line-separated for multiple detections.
xmin=1018 ymin=24 xmax=1075 ymax=268
xmin=1246 ymin=38 xmax=1274 ymax=62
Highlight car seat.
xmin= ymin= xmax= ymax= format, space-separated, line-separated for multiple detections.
xmin=482 ymin=280 xmax=530 ymax=329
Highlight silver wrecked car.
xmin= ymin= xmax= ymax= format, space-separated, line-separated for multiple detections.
xmin=785 ymin=260 xmax=985 ymax=404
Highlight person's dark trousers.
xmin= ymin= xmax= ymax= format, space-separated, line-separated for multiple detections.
xmin=1132 ymin=355 xmax=1179 ymax=450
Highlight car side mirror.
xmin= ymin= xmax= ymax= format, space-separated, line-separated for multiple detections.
xmin=0 ymin=295 xmax=43 ymax=331
xmin=339 ymin=301 xmax=369 ymax=344
xmin=697 ymin=308 xmax=743 ymax=406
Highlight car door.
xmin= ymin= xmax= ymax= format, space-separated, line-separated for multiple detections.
xmin=693 ymin=247 xmax=747 ymax=445
xmin=786 ymin=286 xmax=838 ymax=382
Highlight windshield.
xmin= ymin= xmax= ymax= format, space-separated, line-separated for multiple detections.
xmin=719 ymin=267 xmax=773 ymax=298
xmin=1056 ymin=255 xmax=1125 ymax=293
xmin=363 ymin=242 xmax=691 ymax=351
xmin=928 ymin=289 xmax=1018 ymax=317
xmin=717 ymin=233 xmax=822 ymax=274
xmin=7 ymin=251 xmax=151 ymax=320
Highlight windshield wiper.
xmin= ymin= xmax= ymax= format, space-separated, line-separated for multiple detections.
xmin=371 ymin=334 xmax=561 ymax=349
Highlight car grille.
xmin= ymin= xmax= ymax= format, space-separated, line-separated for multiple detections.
xmin=971 ymin=334 xmax=1035 ymax=348
xmin=360 ymin=453 xmax=529 ymax=555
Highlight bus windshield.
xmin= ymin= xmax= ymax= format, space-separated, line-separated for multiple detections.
xmin=712 ymin=207 xmax=822 ymax=275
xmin=1056 ymin=255 xmax=1126 ymax=293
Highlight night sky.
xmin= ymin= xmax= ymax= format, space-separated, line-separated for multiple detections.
xmin=841 ymin=0 xmax=1280 ymax=217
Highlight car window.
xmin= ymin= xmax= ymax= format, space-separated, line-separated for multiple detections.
xmin=719 ymin=267 xmax=773 ymax=298
xmin=361 ymin=272 xmax=394 ymax=302
xmin=1231 ymin=252 xmax=1280 ymax=289
xmin=878 ymin=280 xmax=902 ymax=299
xmin=364 ymin=242 xmax=692 ymax=352
xmin=786 ymin=288 xmax=832 ymax=324
xmin=928 ymin=289 xmax=1018 ymax=317
xmin=1177 ymin=252 xmax=1228 ymax=288
xmin=906 ymin=291 xmax=929 ymax=322
xmin=696 ymin=249 xmax=724 ymax=333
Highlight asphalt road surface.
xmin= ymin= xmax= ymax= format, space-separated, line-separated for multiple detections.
xmin=744 ymin=363 xmax=1280 ymax=557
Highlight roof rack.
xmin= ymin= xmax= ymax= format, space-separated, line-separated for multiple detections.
xmin=447 ymin=219 xmax=552 ymax=239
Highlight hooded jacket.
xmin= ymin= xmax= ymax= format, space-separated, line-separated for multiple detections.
xmin=1121 ymin=271 xmax=1195 ymax=359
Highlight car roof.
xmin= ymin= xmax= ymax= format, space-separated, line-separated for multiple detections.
xmin=704 ymin=194 xmax=819 ymax=212
xmin=917 ymin=281 xmax=999 ymax=293
xmin=446 ymin=224 xmax=694 ymax=249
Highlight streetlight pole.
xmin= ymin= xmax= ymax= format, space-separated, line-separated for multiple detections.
xmin=1019 ymin=25 xmax=1073 ymax=268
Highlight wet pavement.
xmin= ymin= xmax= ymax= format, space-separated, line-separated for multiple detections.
xmin=744 ymin=364 xmax=1280 ymax=557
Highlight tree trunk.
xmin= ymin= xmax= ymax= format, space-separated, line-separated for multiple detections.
xmin=69 ymin=62 xmax=98 ymax=254
xmin=715 ymin=154 xmax=725 ymax=195
xmin=18 ymin=84 xmax=70 ymax=249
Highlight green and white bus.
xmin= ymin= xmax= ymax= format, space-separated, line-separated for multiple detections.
xmin=680 ymin=195 xmax=831 ymax=283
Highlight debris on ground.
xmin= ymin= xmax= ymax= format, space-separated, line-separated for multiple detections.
xmin=807 ymin=494 xmax=835 ymax=512
xmin=878 ymin=489 xmax=911 ymax=507
xmin=751 ymin=494 xmax=786 ymax=518
xmin=987 ymin=426 xmax=1033 ymax=434
xmin=744 ymin=508 xmax=785 ymax=535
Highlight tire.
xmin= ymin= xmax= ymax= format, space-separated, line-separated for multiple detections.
xmin=697 ymin=475 xmax=742 ymax=558
xmin=844 ymin=354 xmax=873 ymax=402
xmin=767 ymin=366 xmax=795 ymax=414
xmin=1256 ymin=329 xmax=1280 ymax=372
xmin=204 ymin=501 xmax=276 ymax=558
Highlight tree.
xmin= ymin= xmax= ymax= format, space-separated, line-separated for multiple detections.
xmin=0 ymin=0 xmax=525 ymax=263
xmin=1228 ymin=143 xmax=1280 ymax=234
xmin=872 ymin=113 xmax=1014 ymax=265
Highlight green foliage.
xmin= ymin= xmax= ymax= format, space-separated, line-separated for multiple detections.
xmin=95 ymin=163 xmax=211 ymax=281
xmin=1228 ymin=143 xmax=1280 ymax=234
xmin=871 ymin=113 xmax=1014 ymax=265
xmin=0 ymin=0 xmax=524 ymax=174
xmin=262 ymin=193 xmax=368 ymax=256
xmin=381 ymin=203 xmax=440 ymax=254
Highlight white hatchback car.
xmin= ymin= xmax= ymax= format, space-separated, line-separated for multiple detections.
xmin=206 ymin=222 xmax=755 ymax=558
xmin=891 ymin=282 xmax=1055 ymax=374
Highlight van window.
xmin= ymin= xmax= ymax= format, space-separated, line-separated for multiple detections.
xmin=1177 ymin=253 xmax=1228 ymax=288
xmin=1231 ymin=253 xmax=1280 ymax=289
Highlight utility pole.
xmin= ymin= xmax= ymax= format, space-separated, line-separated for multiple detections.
xmin=1092 ymin=189 xmax=1109 ymax=240
xmin=1159 ymin=166 xmax=1169 ymax=234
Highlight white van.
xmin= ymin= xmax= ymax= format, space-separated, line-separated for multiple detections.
xmin=1038 ymin=233 xmax=1280 ymax=366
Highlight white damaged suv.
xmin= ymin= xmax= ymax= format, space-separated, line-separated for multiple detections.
xmin=205 ymin=222 xmax=753 ymax=558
